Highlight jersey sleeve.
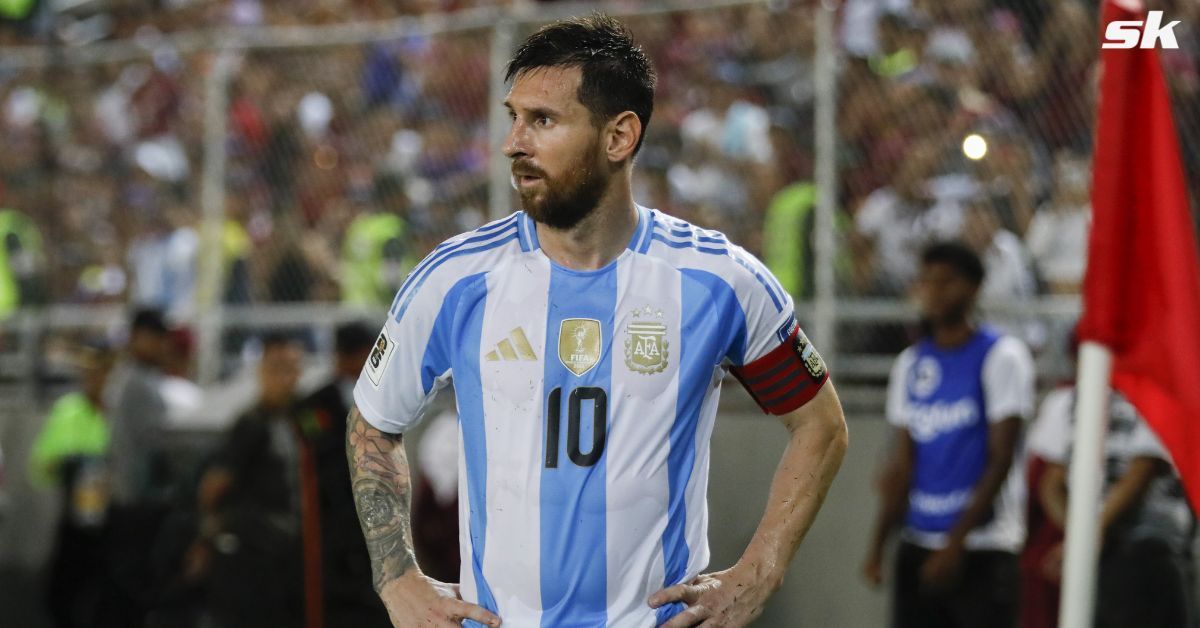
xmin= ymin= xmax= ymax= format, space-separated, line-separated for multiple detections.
xmin=725 ymin=246 xmax=830 ymax=415
xmin=352 ymin=263 xmax=460 ymax=435
xmin=1027 ymin=388 xmax=1073 ymax=463
xmin=981 ymin=335 xmax=1036 ymax=423
xmin=885 ymin=348 xmax=916 ymax=428
xmin=1127 ymin=412 xmax=1172 ymax=462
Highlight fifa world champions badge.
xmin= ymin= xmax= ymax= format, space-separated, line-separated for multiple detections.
xmin=559 ymin=318 xmax=602 ymax=377
xmin=625 ymin=306 xmax=669 ymax=375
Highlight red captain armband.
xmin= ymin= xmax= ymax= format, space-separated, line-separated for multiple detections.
xmin=730 ymin=328 xmax=830 ymax=415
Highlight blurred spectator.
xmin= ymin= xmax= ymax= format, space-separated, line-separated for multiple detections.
xmin=1025 ymin=151 xmax=1090 ymax=295
xmin=0 ymin=204 xmax=45 ymax=319
xmin=191 ymin=333 xmax=307 ymax=628
xmin=127 ymin=204 xmax=199 ymax=318
xmin=961 ymin=197 xmax=1036 ymax=302
xmin=851 ymin=140 xmax=972 ymax=295
xmin=863 ymin=242 xmax=1033 ymax=628
xmin=1033 ymin=388 xmax=1197 ymax=628
xmin=968 ymin=129 xmax=1043 ymax=237
xmin=222 ymin=197 xmax=254 ymax=305
xmin=868 ymin=9 xmax=925 ymax=80
xmin=102 ymin=308 xmax=174 ymax=624
xmin=340 ymin=175 xmax=415 ymax=307
xmin=762 ymin=181 xmax=817 ymax=299
xmin=295 ymin=323 xmax=390 ymax=627
xmin=29 ymin=343 xmax=118 ymax=628
xmin=105 ymin=308 xmax=171 ymax=506
xmin=841 ymin=0 xmax=914 ymax=58
xmin=160 ymin=326 xmax=204 ymax=422
xmin=1026 ymin=1 xmax=1096 ymax=153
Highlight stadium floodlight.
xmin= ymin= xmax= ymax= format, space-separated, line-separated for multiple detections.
xmin=961 ymin=134 xmax=988 ymax=161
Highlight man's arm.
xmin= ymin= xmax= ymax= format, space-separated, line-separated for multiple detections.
xmin=1037 ymin=456 xmax=1161 ymax=581
xmin=862 ymin=427 xmax=914 ymax=586
xmin=650 ymin=382 xmax=848 ymax=628
xmin=946 ymin=417 xmax=1021 ymax=545
xmin=1039 ymin=461 xmax=1069 ymax=528
xmin=1099 ymin=456 xmax=1162 ymax=531
xmin=346 ymin=405 xmax=500 ymax=627
xmin=920 ymin=416 xmax=1021 ymax=589
xmin=347 ymin=405 xmax=418 ymax=590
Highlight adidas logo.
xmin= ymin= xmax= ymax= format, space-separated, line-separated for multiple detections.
xmin=485 ymin=327 xmax=538 ymax=362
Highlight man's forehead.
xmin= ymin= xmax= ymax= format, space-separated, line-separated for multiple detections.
xmin=505 ymin=65 xmax=583 ymax=108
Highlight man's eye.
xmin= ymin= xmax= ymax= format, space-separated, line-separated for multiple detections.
xmin=536 ymin=116 xmax=551 ymax=126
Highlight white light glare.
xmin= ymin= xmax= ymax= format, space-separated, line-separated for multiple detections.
xmin=962 ymin=134 xmax=988 ymax=161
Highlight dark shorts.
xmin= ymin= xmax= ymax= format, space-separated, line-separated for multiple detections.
xmin=893 ymin=541 xmax=1020 ymax=628
xmin=1096 ymin=538 xmax=1195 ymax=628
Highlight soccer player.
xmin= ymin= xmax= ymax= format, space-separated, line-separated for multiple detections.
xmin=348 ymin=15 xmax=848 ymax=628
xmin=862 ymin=242 xmax=1034 ymax=628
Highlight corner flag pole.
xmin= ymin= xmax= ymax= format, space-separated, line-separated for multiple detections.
xmin=1057 ymin=341 xmax=1113 ymax=628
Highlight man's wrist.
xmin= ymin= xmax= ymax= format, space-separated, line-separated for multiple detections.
xmin=943 ymin=533 xmax=967 ymax=552
xmin=378 ymin=567 xmax=421 ymax=597
xmin=734 ymin=553 xmax=786 ymax=592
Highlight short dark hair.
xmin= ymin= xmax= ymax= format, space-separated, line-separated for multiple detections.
xmin=921 ymin=241 xmax=985 ymax=286
xmin=506 ymin=13 xmax=657 ymax=155
xmin=130 ymin=308 xmax=169 ymax=334
xmin=335 ymin=322 xmax=375 ymax=355
xmin=260 ymin=331 xmax=304 ymax=353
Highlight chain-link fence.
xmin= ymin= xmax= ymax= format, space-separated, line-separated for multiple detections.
xmin=1 ymin=0 xmax=1198 ymax=397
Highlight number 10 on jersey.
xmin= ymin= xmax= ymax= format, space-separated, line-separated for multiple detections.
xmin=544 ymin=386 xmax=608 ymax=468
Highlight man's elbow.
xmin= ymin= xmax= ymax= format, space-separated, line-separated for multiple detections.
xmin=826 ymin=409 xmax=849 ymax=458
xmin=804 ymin=392 xmax=849 ymax=457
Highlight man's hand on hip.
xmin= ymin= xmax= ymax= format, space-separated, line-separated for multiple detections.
xmin=648 ymin=564 xmax=777 ymax=628
xmin=380 ymin=570 xmax=501 ymax=628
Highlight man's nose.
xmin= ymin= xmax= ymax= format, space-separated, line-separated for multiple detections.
xmin=504 ymin=119 xmax=529 ymax=160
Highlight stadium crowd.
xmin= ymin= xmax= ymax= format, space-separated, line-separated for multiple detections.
xmin=2 ymin=0 xmax=1197 ymax=321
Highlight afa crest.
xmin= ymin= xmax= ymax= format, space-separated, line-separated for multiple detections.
xmin=624 ymin=306 xmax=669 ymax=375
xmin=795 ymin=331 xmax=827 ymax=380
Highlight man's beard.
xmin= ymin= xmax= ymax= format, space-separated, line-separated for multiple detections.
xmin=516 ymin=154 xmax=608 ymax=231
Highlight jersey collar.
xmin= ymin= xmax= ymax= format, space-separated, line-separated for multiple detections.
xmin=518 ymin=204 xmax=654 ymax=254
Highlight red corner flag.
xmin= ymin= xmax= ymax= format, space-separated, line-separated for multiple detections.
xmin=1080 ymin=0 xmax=1200 ymax=510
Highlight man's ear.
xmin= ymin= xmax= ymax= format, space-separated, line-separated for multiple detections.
xmin=605 ymin=111 xmax=642 ymax=163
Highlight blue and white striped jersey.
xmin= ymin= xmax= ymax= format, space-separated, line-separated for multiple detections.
xmin=354 ymin=206 xmax=829 ymax=628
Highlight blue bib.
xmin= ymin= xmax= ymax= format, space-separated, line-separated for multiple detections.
xmin=903 ymin=327 xmax=1001 ymax=535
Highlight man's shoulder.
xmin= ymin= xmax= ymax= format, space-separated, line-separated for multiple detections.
xmin=643 ymin=210 xmax=733 ymax=249
xmin=50 ymin=391 xmax=89 ymax=414
xmin=891 ymin=344 xmax=921 ymax=375
xmin=641 ymin=209 xmax=759 ymax=276
xmin=392 ymin=213 xmax=528 ymax=316
xmin=426 ymin=212 xmax=529 ymax=266
xmin=981 ymin=330 xmax=1033 ymax=365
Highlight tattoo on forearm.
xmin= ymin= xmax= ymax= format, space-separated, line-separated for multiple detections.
xmin=347 ymin=407 xmax=416 ymax=591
